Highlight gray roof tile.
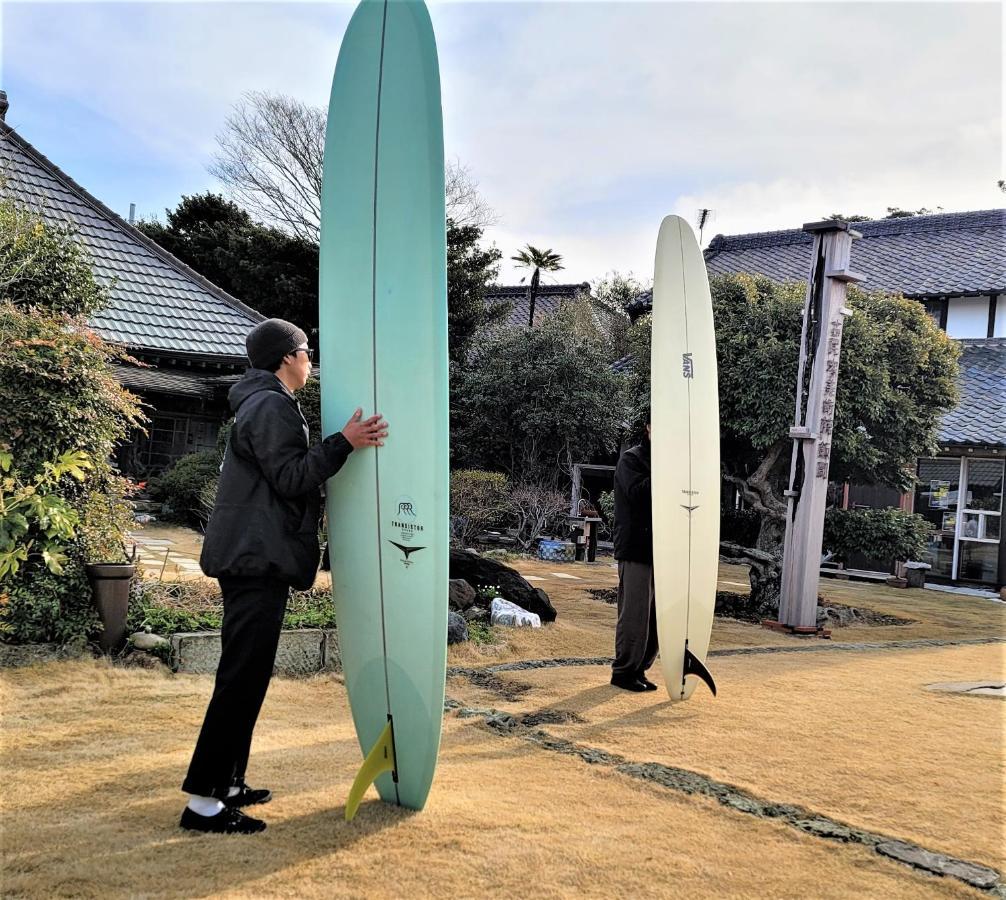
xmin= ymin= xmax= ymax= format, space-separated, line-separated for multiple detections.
xmin=630 ymin=210 xmax=1005 ymax=315
xmin=702 ymin=210 xmax=1005 ymax=298
xmin=939 ymin=339 xmax=1006 ymax=448
xmin=1 ymin=124 xmax=263 ymax=360
xmin=487 ymin=283 xmax=591 ymax=328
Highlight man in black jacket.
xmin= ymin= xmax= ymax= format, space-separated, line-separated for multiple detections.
xmin=180 ymin=318 xmax=387 ymax=834
xmin=610 ymin=422 xmax=659 ymax=692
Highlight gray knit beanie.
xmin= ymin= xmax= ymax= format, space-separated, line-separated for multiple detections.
xmin=245 ymin=318 xmax=308 ymax=369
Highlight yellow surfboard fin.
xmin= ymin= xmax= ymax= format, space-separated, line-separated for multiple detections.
xmin=345 ymin=719 xmax=397 ymax=822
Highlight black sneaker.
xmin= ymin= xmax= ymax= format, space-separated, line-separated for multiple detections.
xmin=638 ymin=675 xmax=658 ymax=691
xmin=180 ymin=805 xmax=267 ymax=834
xmin=223 ymin=779 xmax=272 ymax=809
xmin=610 ymin=673 xmax=647 ymax=692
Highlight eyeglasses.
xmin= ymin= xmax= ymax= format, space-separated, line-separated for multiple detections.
xmin=294 ymin=348 xmax=315 ymax=362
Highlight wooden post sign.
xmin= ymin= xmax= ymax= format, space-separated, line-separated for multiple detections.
xmin=777 ymin=221 xmax=864 ymax=632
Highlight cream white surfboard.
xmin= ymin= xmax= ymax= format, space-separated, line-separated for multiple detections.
xmin=651 ymin=215 xmax=719 ymax=702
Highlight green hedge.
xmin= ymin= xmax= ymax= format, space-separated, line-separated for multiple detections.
xmin=823 ymin=507 xmax=933 ymax=564
xmin=149 ymin=451 xmax=221 ymax=527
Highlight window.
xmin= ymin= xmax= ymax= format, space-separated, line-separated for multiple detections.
xmin=914 ymin=457 xmax=1003 ymax=586
xmin=945 ymin=296 xmax=991 ymax=339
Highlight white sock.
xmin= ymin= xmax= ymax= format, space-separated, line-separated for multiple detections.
xmin=187 ymin=794 xmax=225 ymax=817
xmin=227 ymin=786 xmax=240 ymax=798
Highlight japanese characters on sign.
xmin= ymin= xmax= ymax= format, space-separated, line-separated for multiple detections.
xmin=814 ymin=317 xmax=845 ymax=479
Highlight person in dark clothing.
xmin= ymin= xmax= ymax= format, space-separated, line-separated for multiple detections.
xmin=180 ymin=318 xmax=388 ymax=835
xmin=610 ymin=423 xmax=658 ymax=692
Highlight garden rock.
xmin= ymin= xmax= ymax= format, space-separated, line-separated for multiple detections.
xmin=448 ymin=579 xmax=477 ymax=612
xmin=447 ymin=611 xmax=469 ymax=644
xmin=491 ymin=597 xmax=541 ymax=628
xmin=449 ymin=549 xmax=557 ymax=622
xmin=130 ymin=631 xmax=168 ymax=651
xmin=121 ymin=652 xmax=169 ymax=672
xmin=463 ymin=605 xmax=490 ymax=624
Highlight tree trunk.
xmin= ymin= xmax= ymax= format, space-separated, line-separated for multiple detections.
xmin=719 ymin=541 xmax=781 ymax=617
xmin=527 ymin=268 xmax=540 ymax=327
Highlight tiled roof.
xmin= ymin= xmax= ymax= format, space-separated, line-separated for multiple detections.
xmin=629 ymin=210 xmax=1005 ymax=316
xmin=703 ymin=210 xmax=1005 ymax=299
xmin=113 ymin=364 xmax=238 ymax=399
xmin=487 ymin=282 xmax=590 ymax=328
xmin=939 ymin=339 xmax=1006 ymax=448
xmin=0 ymin=123 xmax=263 ymax=360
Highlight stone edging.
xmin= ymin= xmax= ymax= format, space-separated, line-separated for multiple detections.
xmin=0 ymin=629 xmax=341 ymax=676
xmin=444 ymin=699 xmax=1004 ymax=895
xmin=170 ymin=629 xmax=340 ymax=676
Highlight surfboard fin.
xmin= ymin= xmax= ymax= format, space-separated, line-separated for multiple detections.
xmin=346 ymin=719 xmax=397 ymax=822
xmin=684 ymin=648 xmax=717 ymax=696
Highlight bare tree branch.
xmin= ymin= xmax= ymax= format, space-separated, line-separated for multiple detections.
xmin=445 ymin=158 xmax=498 ymax=228
xmin=210 ymin=92 xmax=496 ymax=241
xmin=209 ymin=91 xmax=325 ymax=241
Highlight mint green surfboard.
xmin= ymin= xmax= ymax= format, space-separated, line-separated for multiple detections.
xmin=319 ymin=0 xmax=448 ymax=816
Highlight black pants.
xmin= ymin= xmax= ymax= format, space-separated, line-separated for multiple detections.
xmin=182 ymin=576 xmax=289 ymax=799
xmin=612 ymin=560 xmax=659 ymax=678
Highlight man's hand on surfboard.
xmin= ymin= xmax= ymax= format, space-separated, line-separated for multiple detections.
xmin=341 ymin=408 xmax=389 ymax=449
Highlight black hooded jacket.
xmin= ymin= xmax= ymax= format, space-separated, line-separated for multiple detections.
xmin=612 ymin=440 xmax=652 ymax=564
xmin=199 ymin=369 xmax=353 ymax=590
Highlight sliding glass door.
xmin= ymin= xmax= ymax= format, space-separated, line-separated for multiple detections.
xmin=915 ymin=457 xmax=1003 ymax=586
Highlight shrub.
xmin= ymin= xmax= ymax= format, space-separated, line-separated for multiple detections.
xmin=467 ymin=621 xmax=497 ymax=646
xmin=0 ymin=449 xmax=88 ymax=580
xmin=450 ymin=313 xmax=626 ymax=483
xmin=823 ymin=507 xmax=934 ymax=565
xmin=0 ymin=558 xmax=97 ymax=644
xmin=127 ymin=578 xmax=338 ymax=636
xmin=507 ymin=482 xmax=568 ymax=551
xmin=0 ymin=199 xmax=145 ymax=644
xmin=450 ymin=469 xmax=509 ymax=547
xmin=149 ymin=450 xmax=221 ymax=526
xmin=596 ymin=490 xmax=615 ymax=523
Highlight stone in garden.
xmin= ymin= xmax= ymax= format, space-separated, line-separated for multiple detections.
xmin=449 ymin=549 xmax=557 ymax=622
xmin=122 ymin=652 xmax=169 ymax=672
xmin=490 ymin=597 xmax=541 ymax=628
xmin=130 ymin=631 xmax=168 ymax=650
xmin=463 ymin=605 xmax=490 ymax=624
xmin=448 ymin=578 xmax=477 ymax=612
xmin=447 ymin=611 xmax=469 ymax=644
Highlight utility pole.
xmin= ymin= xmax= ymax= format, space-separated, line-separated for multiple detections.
xmin=775 ymin=220 xmax=864 ymax=633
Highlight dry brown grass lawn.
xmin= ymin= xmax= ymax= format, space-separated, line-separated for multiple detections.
xmin=0 ymin=658 xmax=995 ymax=899
xmin=29 ymin=527 xmax=999 ymax=896
xmin=483 ymin=643 xmax=1005 ymax=869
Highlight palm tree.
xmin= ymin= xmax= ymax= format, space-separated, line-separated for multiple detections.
xmin=511 ymin=245 xmax=564 ymax=327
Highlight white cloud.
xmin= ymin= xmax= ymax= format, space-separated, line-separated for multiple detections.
xmin=4 ymin=3 xmax=350 ymax=161
xmin=4 ymin=0 xmax=1000 ymax=283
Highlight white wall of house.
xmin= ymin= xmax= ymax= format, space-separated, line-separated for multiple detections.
xmin=946 ymin=296 xmax=990 ymax=338
xmin=996 ymin=297 xmax=1006 ymax=338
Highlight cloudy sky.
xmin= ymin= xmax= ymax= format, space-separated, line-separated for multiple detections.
xmin=1 ymin=1 xmax=1001 ymax=284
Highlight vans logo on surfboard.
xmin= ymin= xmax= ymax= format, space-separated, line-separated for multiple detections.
xmin=682 ymin=353 xmax=694 ymax=378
